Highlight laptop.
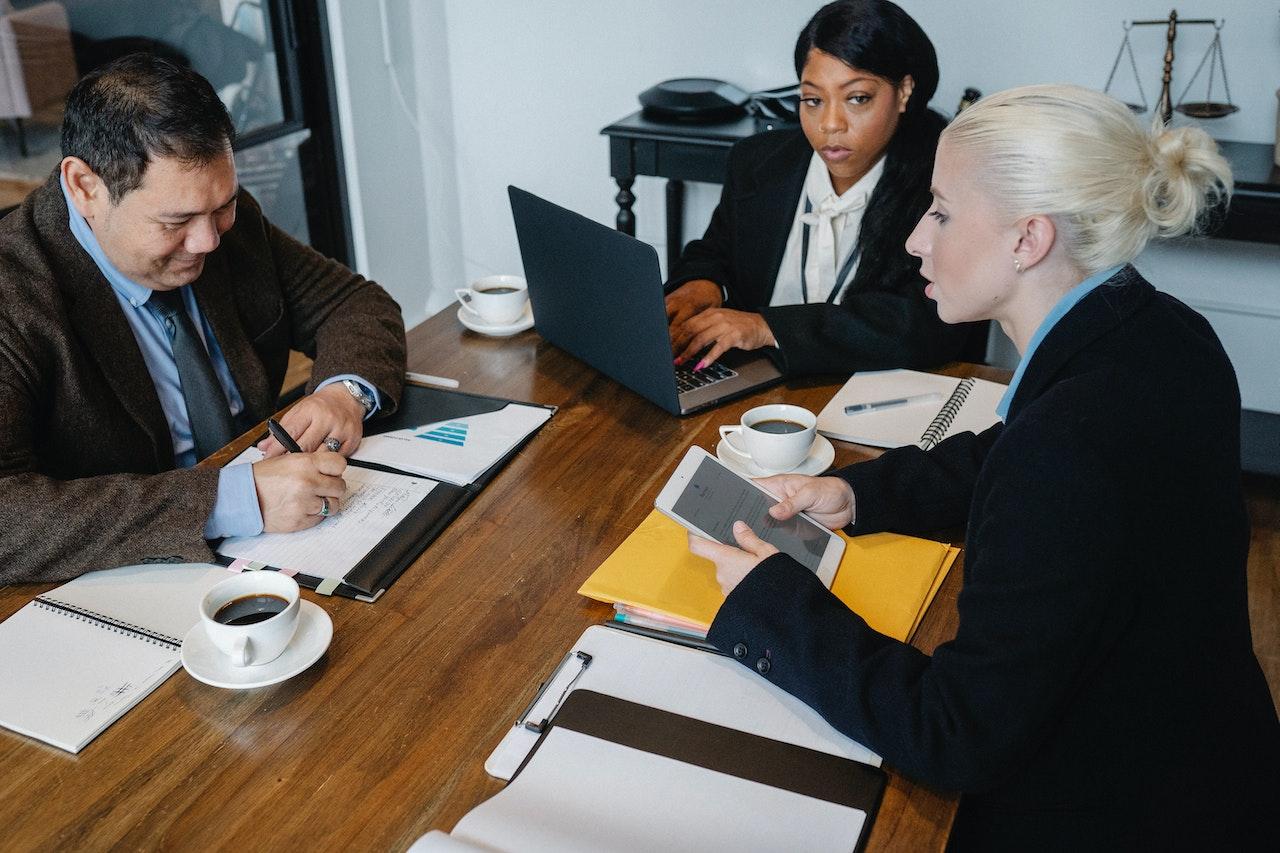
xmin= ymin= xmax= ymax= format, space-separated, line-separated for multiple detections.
xmin=508 ymin=186 xmax=783 ymax=415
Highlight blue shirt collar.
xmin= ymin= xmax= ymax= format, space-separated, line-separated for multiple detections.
xmin=996 ymin=264 xmax=1125 ymax=421
xmin=60 ymin=176 xmax=155 ymax=308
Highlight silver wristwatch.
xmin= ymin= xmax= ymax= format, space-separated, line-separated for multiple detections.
xmin=342 ymin=379 xmax=375 ymax=414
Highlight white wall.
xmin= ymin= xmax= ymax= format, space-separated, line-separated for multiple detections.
xmin=334 ymin=0 xmax=1280 ymax=408
xmin=432 ymin=0 xmax=1279 ymax=282
xmin=325 ymin=0 xmax=463 ymax=329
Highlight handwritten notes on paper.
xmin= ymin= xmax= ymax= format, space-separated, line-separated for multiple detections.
xmin=217 ymin=467 xmax=437 ymax=580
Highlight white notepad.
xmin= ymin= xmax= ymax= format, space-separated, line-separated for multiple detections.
xmin=817 ymin=368 xmax=1006 ymax=449
xmin=0 ymin=563 xmax=228 ymax=753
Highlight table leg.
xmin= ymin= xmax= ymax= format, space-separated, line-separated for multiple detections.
xmin=665 ymin=179 xmax=684 ymax=274
xmin=614 ymin=176 xmax=636 ymax=236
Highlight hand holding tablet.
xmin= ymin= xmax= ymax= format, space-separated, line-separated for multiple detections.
xmin=655 ymin=447 xmax=846 ymax=592
xmin=751 ymin=472 xmax=856 ymax=531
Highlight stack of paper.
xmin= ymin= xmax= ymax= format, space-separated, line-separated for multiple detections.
xmin=353 ymin=404 xmax=551 ymax=485
xmin=579 ymin=509 xmax=957 ymax=642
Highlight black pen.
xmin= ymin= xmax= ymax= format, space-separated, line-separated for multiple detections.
xmin=266 ymin=417 xmax=303 ymax=453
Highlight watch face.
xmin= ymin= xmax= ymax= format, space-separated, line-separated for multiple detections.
xmin=344 ymin=380 xmax=373 ymax=412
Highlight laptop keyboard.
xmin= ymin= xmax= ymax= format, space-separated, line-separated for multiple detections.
xmin=675 ymin=360 xmax=738 ymax=394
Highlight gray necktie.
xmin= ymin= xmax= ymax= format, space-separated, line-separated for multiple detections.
xmin=148 ymin=288 xmax=236 ymax=461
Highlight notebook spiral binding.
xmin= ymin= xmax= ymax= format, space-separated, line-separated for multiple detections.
xmin=917 ymin=378 xmax=976 ymax=451
xmin=33 ymin=598 xmax=182 ymax=650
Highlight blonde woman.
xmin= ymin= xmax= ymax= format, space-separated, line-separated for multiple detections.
xmin=691 ymin=85 xmax=1280 ymax=850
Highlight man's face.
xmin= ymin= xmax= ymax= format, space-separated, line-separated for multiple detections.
xmin=79 ymin=151 xmax=238 ymax=291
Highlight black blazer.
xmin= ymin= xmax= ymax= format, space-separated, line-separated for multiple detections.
xmin=709 ymin=267 xmax=1280 ymax=850
xmin=667 ymin=125 xmax=979 ymax=376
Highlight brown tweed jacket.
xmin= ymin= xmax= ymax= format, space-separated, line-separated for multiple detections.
xmin=0 ymin=174 xmax=407 ymax=584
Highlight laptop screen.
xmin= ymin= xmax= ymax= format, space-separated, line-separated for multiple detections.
xmin=508 ymin=186 xmax=681 ymax=414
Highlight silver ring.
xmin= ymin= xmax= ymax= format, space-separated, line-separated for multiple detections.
xmin=323 ymin=436 xmax=341 ymax=452
xmin=318 ymin=496 xmax=331 ymax=517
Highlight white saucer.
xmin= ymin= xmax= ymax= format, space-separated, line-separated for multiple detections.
xmin=181 ymin=600 xmax=332 ymax=690
xmin=716 ymin=434 xmax=836 ymax=479
xmin=456 ymin=302 xmax=534 ymax=337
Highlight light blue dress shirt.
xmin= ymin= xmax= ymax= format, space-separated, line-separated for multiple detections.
xmin=62 ymin=179 xmax=381 ymax=538
xmin=996 ymin=264 xmax=1125 ymax=422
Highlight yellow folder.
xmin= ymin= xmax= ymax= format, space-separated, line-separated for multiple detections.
xmin=579 ymin=509 xmax=958 ymax=643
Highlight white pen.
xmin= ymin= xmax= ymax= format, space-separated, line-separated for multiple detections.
xmin=844 ymin=391 xmax=942 ymax=415
xmin=405 ymin=371 xmax=460 ymax=389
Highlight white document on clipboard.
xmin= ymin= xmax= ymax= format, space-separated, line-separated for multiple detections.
xmin=483 ymin=623 xmax=880 ymax=780
xmin=412 ymin=624 xmax=885 ymax=853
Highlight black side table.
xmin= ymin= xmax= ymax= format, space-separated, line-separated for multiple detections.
xmin=601 ymin=110 xmax=797 ymax=271
xmin=601 ymin=112 xmax=1280 ymax=269
xmin=1215 ymin=140 xmax=1280 ymax=245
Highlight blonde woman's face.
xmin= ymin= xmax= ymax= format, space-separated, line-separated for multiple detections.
xmin=906 ymin=140 xmax=1018 ymax=325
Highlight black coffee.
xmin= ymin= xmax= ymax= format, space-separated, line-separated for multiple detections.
xmin=752 ymin=418 xmax=807 ymax=434
xmin=478 ymin=286 xmax=520 ymax=295
xmin=214 ymin=594 xmax=289 ymax=626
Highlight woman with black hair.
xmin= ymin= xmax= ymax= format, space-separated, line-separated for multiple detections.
xmin=666 ymin=0 xmax=979 ymax=377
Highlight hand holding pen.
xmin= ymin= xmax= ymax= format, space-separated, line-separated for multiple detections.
xmin=267 ymin=418 xmax=304 ymax=453
xmin=249 ymin=418 xmax=348 ymax=529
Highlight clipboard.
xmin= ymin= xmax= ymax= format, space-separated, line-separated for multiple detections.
xmin=429 ymin=624 xmax=886 ymax=853
xmin=486 ymin=622 xmax=882 ymax=773
xmin=215 ymin=382 xmax=555 ymax=601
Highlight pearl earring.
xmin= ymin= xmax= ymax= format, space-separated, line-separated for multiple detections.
xmin=1013 ymin=258 xmax=1023 ymax=273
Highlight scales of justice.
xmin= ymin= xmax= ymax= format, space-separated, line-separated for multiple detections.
xmin=1103 ymin=9 xmax=1239 ymax=125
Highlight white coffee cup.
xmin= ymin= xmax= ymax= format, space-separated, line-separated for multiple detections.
xmin=455 ymin=274 xmax=528 ymax=325
xmin=719 ymin=404 xmax=817 ymax=474
xmin=200 ymin=572 xmax=301 ymax=668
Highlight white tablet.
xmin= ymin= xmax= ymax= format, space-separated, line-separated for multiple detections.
xmin=655 ymin=446 xmax=844 ymax=588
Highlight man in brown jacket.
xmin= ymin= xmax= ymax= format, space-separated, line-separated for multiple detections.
xmin=0 ymin=55 xmax=407 ymax=584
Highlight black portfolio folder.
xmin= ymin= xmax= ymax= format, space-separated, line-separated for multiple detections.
xmin=517 ymin=689 xmax=887 ymax=852
xmin=216 ymin=382 xmax=554 ymax=601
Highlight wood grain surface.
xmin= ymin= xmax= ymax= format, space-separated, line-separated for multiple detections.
xmin=0 ymin=307 xmax=1025 ymax=851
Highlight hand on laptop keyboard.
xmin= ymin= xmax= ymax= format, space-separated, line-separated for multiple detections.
xmin=675 ymin=360 xmax=738 ymax=393
xmin=670 ymin=307 xmax=777 ymax=371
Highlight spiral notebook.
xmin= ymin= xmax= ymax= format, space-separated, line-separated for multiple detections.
xmin=0 ymin=563 xmax=228 ymax=753
xmin=817 ymin=369 xmax=1006 ymax=450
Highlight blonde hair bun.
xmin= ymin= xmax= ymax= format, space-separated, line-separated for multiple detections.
xmin=1145 ymin=124 xmax=1230 ymax=238
xmin=943 ymin=84 xmax=1233 ymax=272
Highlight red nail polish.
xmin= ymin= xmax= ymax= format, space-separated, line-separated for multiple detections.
xmin=694 ymin=360 xmax=706 ymax=372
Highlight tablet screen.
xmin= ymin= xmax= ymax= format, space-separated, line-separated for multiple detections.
xmin=671 ymin=457 xmax=830 ymax=573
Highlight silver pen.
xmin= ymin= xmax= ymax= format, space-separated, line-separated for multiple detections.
xmin=405 ymin=371 xmax=460 ymax=389
xmin=844 ymin=391 xmax=942 ymax=415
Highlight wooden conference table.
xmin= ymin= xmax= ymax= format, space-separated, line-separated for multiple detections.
xmin=0 ymin=307 xmax=1009 ymax=851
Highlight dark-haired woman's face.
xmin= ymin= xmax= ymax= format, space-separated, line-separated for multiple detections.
xmin=798 ymin=48 xmax=912 ymax=194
